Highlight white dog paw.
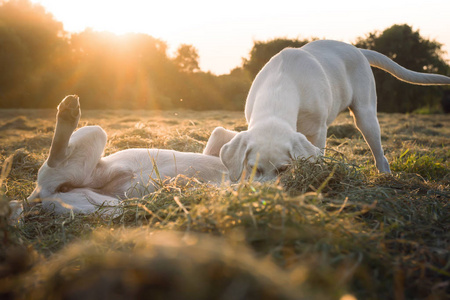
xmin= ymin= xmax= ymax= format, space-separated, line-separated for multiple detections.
xmin=57 ymin=95 xmax=80 ymax=123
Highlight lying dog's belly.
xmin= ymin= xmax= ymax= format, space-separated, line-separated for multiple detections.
xmin=101 ymin=149 xmax=229 ymax=197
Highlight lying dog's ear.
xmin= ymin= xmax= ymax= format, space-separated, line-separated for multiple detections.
xmin=290 ymin=133 xmax=322 ymax=161
xmin=220 ymin=132 xmax=248 ymax=182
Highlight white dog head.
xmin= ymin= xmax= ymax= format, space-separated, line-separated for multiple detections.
xmin=219 ymin=125 xmax=321 ymax=182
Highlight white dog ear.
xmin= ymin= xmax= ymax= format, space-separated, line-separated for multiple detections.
xmin=219 ymin=132 xmax=248 ymax=182
xmin=290 ymin=133 xmax=322 ymax=161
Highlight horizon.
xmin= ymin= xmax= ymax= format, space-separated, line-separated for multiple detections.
xmin=28 ymin=0 xmax=450 ymax=75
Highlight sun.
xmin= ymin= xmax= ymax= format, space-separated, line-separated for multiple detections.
xmin=29 ymin=0 xmax=240 ymax=73
xmin=30 ymin=0 xmax=195 ymax=38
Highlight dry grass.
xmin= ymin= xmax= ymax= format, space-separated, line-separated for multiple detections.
xmin=0 ymin=109 xmax=449 ymax=299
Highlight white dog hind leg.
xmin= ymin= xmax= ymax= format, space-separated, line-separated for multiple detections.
xmin=350 ymin=108 xmax=390 ymax=173
xmin=203 ymin=127 xmax=238 ymax=157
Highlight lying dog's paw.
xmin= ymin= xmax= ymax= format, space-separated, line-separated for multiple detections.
xmin=7 ymin=200 xmax=23 ymax=226
xmin=57 ymin=95 xmax=80 ymax=122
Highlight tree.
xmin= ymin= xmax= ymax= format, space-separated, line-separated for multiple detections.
xmin=217 ymin=68 xmax=252 ymax=110
xmin=354 ymin=24 xmax=450 ymax=113
xmin=0 ymin=0 xmax=68 ymax=107
xmin=68 ymin=30 xmax=173 ymax=109
xmin=173 ymin=44 xmax=200 ymax=73
xmin=243 ymin=38 xmax=313 ymax=79
xmin=0 ymin=24 xmax=30 ymax=104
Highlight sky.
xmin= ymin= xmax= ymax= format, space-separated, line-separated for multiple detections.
xmin=30 ymin=0 xmax=450 ymax=75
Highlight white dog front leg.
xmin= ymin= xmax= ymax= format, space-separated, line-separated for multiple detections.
xmin=47 ymin=95 xmax=81 ymax=167
xmin=203 ymin=127 xmax=238 ymax=157
xmin=305 ymin=126 xmax=327 ymax=155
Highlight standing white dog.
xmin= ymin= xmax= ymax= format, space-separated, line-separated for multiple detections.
xmin=204 ymin=40 xmax=450 ymax=182
xmin=26 ymin=96 xmax=228 ymax=214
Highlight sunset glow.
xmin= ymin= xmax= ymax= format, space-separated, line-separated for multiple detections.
xmin=30 ymin=0 xmax=450 ymax=74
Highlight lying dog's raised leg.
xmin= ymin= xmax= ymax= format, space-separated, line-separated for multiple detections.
xmin=350 ymin=107 xmax=390 ymax=173
xmin=28 ymin=96 xmax=115 ymax=214
xmin=47 ymin=95 xmax=81 ymax=168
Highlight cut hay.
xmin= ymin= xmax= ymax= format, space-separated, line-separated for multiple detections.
xmin=1 ymin=109 xmax=449 ymax=299
xmin=14 ymin=229 xmax=304 ymax=300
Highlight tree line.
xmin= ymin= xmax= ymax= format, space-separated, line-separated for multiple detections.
xmin=1 ymin=0 xmax=449 ymax=112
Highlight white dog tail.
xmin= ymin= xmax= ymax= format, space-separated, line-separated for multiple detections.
xmin=360 ymin=49 xmax=450 ymax=85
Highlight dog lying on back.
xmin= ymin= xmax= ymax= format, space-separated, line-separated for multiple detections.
xmin=204 ymin=40 xmax=450 ymax=182
xmin=25 ymin=96 xmax=228 ymax=214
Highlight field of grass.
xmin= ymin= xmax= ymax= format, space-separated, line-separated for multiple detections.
xmin=0 ymin=108 xmax=449 ymax=299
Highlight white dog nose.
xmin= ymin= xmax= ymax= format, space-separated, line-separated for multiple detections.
xmin=255 ymin=174 xmax=276 ymax=183
xmin=27 ymin=187 xmax=41 ymax=203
